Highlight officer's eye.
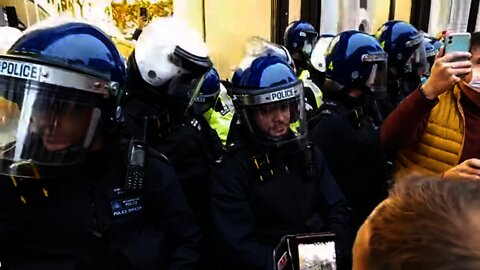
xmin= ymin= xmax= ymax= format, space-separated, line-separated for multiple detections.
xmin=256 ymin=107 xmax=270 ymax=116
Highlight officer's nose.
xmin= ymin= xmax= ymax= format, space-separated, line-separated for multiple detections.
xmin=271 ymin=107 xmax=287 ymax=122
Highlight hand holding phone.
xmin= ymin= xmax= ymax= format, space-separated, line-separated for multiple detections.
xmin=422 ymin=45 xmax=471 ymax=99
xmin=138 ymin=7 xmax=148 ymax=29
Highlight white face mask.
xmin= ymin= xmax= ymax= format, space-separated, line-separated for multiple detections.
xmin=468 ymin=67 xmax=480 ymax=90
xmin=469 ymin=81 xmax=480 ymax=90
xmin=302 ymin=43 xmax=313 ymax=56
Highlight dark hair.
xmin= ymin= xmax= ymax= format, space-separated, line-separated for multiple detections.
xmin=470 ymin=32 xmax=480 ymax=51
xmin=368 ymin=176 xmax=480 ymax=270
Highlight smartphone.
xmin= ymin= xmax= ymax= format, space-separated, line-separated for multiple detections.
xmin=139 ymin=7 xmax=148 ymax=18
xmin=296 ymin=233 xmax=336 ymax=270
xmin=444 ymin=32 xmax=471 ymax=55
xmin=285 ymin=233 xmax=337 ymax=270
xmin=273 ymin=236 xmax=293 ymax=270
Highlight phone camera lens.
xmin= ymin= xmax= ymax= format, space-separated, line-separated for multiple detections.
xmin=448 ymin=40 xmax=453 ymax=44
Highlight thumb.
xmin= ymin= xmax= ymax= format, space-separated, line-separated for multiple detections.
xmin=436 ymin=46 xmax=445 ymax=60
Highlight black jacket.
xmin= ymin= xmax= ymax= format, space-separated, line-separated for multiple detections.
xmin=0 ymin=145 xmax=200 ymax=270
xmin=210 ymin=138 xmax=350 ymax=270
xmin=123 ymin=99 xmax=223 ymax=216
xmin=381 ymin=74 xmax=421 ymax=119
xmin=310 ymin=99 xmax=389 ymax=231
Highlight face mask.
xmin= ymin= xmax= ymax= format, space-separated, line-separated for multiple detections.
xmin=469 ymin=81 xmax=480 ymax=90
xmin=468 ymin=67 xmax=480 ymax=90
xmin=302 ymin=43 xmax=313 ymax=56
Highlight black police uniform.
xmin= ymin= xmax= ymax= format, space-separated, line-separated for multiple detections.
xmin=0 ymin=144 xmax=201 ymax=270
xmin=382 ymin=74 xmax=421 ymax=118
xmin=124 ymin=98 xmax=223 ymax=215
xmin=124 ymin=98 xmax=222 ymax=269
xmin=211 ymin=130 xmax=350 ymax=270
xmin=310 ymin=97 xmax=389 ymax=232
xmin=155 ymin=114 xmax=223 ymax=214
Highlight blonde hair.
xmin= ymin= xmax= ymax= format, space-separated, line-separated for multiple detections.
xmin=367 ymin=176 xmax=480 ymax=270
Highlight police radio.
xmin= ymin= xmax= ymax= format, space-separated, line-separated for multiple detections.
xmin=124 ymin=140 xmax=146 ymax=191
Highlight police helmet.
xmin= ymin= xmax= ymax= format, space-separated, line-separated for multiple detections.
xmin=126 ymin=17 xmax=212 ymax=113
xmin=324 ymin=30 xmax=388 ymax=98
xmin=310 ymin=34 xmax=335 ymax=73
xmin=0 ymin=17 xmax=126 ymax=177
xmin=430 ymin=38 xmax=443 ymax=51
xmin=376 ymin=20 xmax=426 ymax=78
xmin=193 ymin=67 xmax=220 ymax=114
xmin=0 ymin=26 xmax=22 ymax=54
xmin=284 ymin=21 xmax=318 ymax=63
xmin=422 ymin=37 xmax=439 ymax=76
xmin=230 ymin=55 xmax=307 ymax=155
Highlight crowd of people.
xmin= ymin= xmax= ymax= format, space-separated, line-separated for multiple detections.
xmin=0 ymin=13 xmax=480 ymax=270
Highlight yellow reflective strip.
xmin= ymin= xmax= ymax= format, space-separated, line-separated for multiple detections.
xmin=254 ymin=158 xmax=260 ymax=169
xmin=299 ymin=70 xmax=310 ymax=80
xmin=10 ymin=176 xmax=17 ymax=187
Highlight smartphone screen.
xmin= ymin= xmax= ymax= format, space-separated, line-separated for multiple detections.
xmin=298 ymin=241 xmax=336 ymax=270
xmin=287 ymin=233 xmax=337 ymax=270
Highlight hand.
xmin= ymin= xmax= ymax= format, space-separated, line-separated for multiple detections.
xmin=442 ymin=158 xmax=480 ymax=180
xmin=422 ymin=47 xmax=471 ymax=99
xmin=137 ymin=10 xmax=148 ymax=30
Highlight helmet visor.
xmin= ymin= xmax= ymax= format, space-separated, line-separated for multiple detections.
xmin=301 ymin=31 xmax=319 ymax=57
xmin=168 ymin=72 xmax=208 ymax=113
xmin=0 ymin=77 xmax=102 ymax=178
xmin=193 ymin=89 xmax=220 ymax=114
xmin=409 ymin=43 xmax=428 ymax=76
xmin=364 ymin=60 xmax=388 ymax=98
xmin=245 ymin=36 xmax=295 ymax=68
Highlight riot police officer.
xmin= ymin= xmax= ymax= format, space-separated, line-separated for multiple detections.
xmin=284 ymin=21 xmax=324 ymax=117
xmin=284 ymin=20 xmax=318 ymax=76
xmin=375 ymin=20 xmax=426 ymax=118
xmin=211 ymin=54 xmax=350 ymax=270
xmin=0 ymin=18 xmax=200 ymax=270
xmin=124 ymin=17 xmax=222 ymax=211
xmin=122 ymin=17 xmax=222 ymax=268
xmin=193 ymin=67 xmax=234 ymax=145
xmin=310 ymin=30 xmax=389 ymax=234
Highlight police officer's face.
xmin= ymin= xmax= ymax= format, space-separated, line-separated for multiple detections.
xmin=31 ymin=103 xmax=94 ymax=152
xmin=254 ymin=103 xmax=291 ymax=137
